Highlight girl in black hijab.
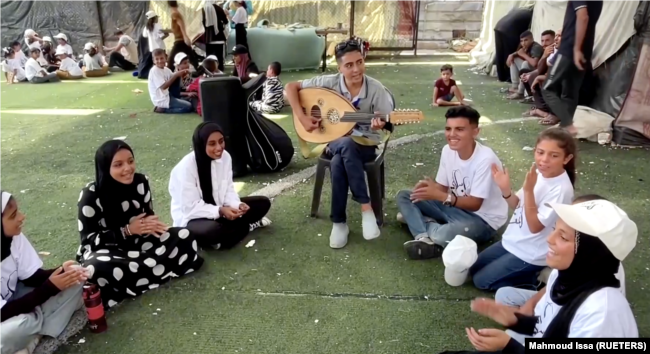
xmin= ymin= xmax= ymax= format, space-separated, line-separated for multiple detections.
xmin=76 ymin=140 xmax=203 ymax=308
xmin=168 ymin=122 xmax=271 ymax=249
xmin=440 ymin=196 xmax=638 ymax=354
xmin=2 ymin=191 xmax=86 ymax=353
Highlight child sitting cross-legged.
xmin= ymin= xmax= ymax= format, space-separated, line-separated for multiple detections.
xmin=82 ymin=43 xmax=110 ymax=77
xmin=25 ymin=48 xmax=59 ymax=84
xmin=148 ymin=48 xmax=193 ymax=114
xmin=55 ymin=47 xmax=83 ymax=80
xmin=249 ymin=61 xmax=284 ymax=114
xmin=432 ymin=64 xmax=470 ymax=107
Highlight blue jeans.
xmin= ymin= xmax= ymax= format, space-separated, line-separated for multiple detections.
xmin=396 ymin=190 xmax=494 ymax=247
xmin=469 ymin=241 xmax=545 ymax=291
xmin=157 ymin=96 xmax=193 ymax=114
xmin=325 ymin=137 xmax=377 ymax=223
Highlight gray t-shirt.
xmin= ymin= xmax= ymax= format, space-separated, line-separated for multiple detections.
xmin=84 ymin=53 xmax=106 ymax=71
xmin=300 ymin=74 xmax=394 ymax=143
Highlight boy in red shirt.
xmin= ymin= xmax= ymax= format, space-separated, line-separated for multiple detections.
xmin=432 ymin=64 xmax=469 ymax=107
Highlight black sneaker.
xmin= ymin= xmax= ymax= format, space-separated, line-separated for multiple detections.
xmin=403 ymin=238 xmax=443 ymax=260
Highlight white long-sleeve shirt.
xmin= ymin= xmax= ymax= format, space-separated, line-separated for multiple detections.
xmin=169 ymin=150 xmax=241 ymax=227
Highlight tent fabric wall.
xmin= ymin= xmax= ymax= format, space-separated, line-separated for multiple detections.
xmin=472 ymin=1 xmax=639 ymax=72
xmin=1 ymin=1 xmax=148 ymax=54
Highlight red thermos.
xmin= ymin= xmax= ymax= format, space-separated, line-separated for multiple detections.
xmin=83 ymin=284 xmax=108 ymax=333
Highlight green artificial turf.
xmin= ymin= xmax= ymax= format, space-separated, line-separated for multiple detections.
xmin=1 ymin=56 xmax=648 ymax=353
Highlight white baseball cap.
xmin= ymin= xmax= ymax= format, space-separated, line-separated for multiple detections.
xmin=84 ymin=42 xmax=96 ymax=51
xmin=442 ymin=236 xmax=478 ymax=287
xmin=546 ymin=200 xmax=637 ymax=261
xmin=201 ymin=55 xmax=218 ymax=65
xmin=146 ymin=10 xmax=158 ymax=19
xmin=42 ymin=36 xmax=53 ymax=43
xmin=53 ymin=33 xmax=68 ymax=42
xmin=24 ymin=29 xmax=36 ymax=38
xmin=174 ymin=52 xmax=188 ymax=66
xmin=55 ymin=47 xmax=68 ymax=56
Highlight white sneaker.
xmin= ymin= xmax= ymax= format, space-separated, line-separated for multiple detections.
xmin=249 ymin=217 xmax=272 ymax=232
xmin=396 ymin=212 xmax=405 ymax=224
xmin=330 ymin=223 xmax=349 ymax=249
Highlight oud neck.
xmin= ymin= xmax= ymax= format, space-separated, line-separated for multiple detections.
xmin=341 ymin=112 xmax=390 ymax=123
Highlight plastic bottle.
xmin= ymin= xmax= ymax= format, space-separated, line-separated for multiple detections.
xmin=83 ymin=284 xmax=108 ymax=333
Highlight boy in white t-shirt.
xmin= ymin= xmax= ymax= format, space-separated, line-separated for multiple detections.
xmin=396 ymin=106 xmax=508 ymax=259
xmin=55 ymin=47 xmax=83 ymax=80
xmin=53 ymin=33 xmax=74 ymax=57
xmin=25 ymin=48 xmax=59 ymax=84
xmin=148 ymin=48 xmax=193 ymax=114
xmin=2 ymin=47 xmax=27 ymax=83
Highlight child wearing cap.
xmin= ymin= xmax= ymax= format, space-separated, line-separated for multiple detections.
xmin=82 ymin=43 xmax=109 ymax=77
xmin=249 ymin=61 xmax=284 ymax=114
xmin=457 ymin=196 xmax=638 ymax=354
xmin=148 ymin=48 xmax=193 ymax=114
xmin=25 ymin=48 xmax=59 ymax=83
xmin=55 ymin=47 xmax=83 ymax=80
xmin=24 ymin=29 xmax=48 ymax=67
xmin=143 ymin=11 xmax=170 ymax=52
xmin=53 ymin=33 xmax=74 ymax=57
xmin=170 ymin=52 xmax=198 ymax=112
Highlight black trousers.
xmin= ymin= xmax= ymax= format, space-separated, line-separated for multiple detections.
xmin=206 ymin=42 xmax=225 ymax=72
xmin=494 ymin=30 xmax=519 ymax=82
xmin=542 ymin=53 xmax=587 ymax=127
xmin=109 ymin=52 xmax=137 ymax=71
xmin=168 ymin=40 xmax=200 ymax=72
xmin=235 ymin=24 xmax=251 ymax=59
xmin=185 ymin=196 xmax=271 ymax=249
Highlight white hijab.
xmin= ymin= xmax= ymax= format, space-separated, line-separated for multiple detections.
xmin=204 ymin=0 xmax=220 ymax=35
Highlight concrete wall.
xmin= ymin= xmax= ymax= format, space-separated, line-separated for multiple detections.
xmin=417 ymin=0 xmax=484 ymax=50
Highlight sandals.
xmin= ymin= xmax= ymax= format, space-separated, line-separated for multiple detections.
xmin=522 ymin=106 xmax=538 ymax=117
xmin=539 ymin=114 xmax=560 ymax=125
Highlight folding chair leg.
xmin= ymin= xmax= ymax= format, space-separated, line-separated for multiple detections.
xmin=366 ymin=169 xmax=384 ymax=226
xmin=310 ymin=164 xmax=327 ymax=217
xmin=380 ymin=162 xmax=386 ymax=199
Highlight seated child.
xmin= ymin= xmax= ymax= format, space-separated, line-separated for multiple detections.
xmin=187 ymin=55 xmax=223 ymax=117
xmin=41 ymin=37 xmax=59 ymax=72
xmin=10 ymin=41 xmax=27 ymax=67
xmin=171 ymin=52 xmax=199 ymax=111
xmin=249 ymin=61 xmax=284 ymax=114
xmin=53 ymin=33 xmax=74 ymax=56
xmin=148 ymin=48 xmax=193 ymax=114
xmin=82 ymin=43 xmax=109 ymax=77
xmin=25 ymin=48 xmax=59 ymax=84
xmin=55 ymin=47 xmax=83 ymax=80
xmin=432 ymin=64 xmax=469 ymax=107
xmin=2 ymin=47 xmax=27 ymax=83
xmin=1 ymin=191 xmax=86 ymax=354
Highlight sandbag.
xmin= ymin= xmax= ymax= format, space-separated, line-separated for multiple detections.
xmin=244 ymin=76 xmax=294 ymax=173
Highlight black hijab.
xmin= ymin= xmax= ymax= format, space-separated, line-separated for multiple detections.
xmin=1 ymin=191 xmax=13 ymax=261
xmin=94 ymin=140 xmax=147 ymax=229
xmin=192 ymin=122 xmax=224 ymax=206
xmin=544 ymin=232 xmax=620 ymax=337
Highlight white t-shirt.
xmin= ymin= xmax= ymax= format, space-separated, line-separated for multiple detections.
xmin=532 ymin=269 xmax=637 ymax=338
xmin=435 ymin=142 xmax=509 ymax=230
xmin=502 ymin=171 xmax=574 ymax=266
xmin=232 ymin=7 xmax=248 ymax=24
xmin=25 ymin=58 xmax=44 ymax=81
xmin=57 ymin=43 xmax=74 ymax=56
xmin=143 ymin=24 xmax=166 ymax=51
xmin=169 ymin=151 xmax=241 ymax=227
xmin=14 ymin=50 xmax=27 ymax=67
xmin=25 ymin=40 xmax=48 ymax=66
xmin=148 ymin=66 xmax=173 ymax=108
xmin=59 ymin=57 xmax=83 ymax=76
xmin=1 ymin=234 xmax=43 ymax=308
xmin=83 ymin=53 xmax=106 ymax=71
xmin=118 ymin=35 xmax=139 ymax=64
xmin=2 ymin=58 xmax=26 ymax=82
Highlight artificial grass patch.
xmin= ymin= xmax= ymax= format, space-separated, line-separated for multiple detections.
xmin=2 ymin=58 xmax=648 ymax=353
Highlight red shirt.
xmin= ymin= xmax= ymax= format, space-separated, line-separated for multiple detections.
xmin=434 ymin=78 xmax=456 ymax=100
xmin=188 ymin=77 xmax=202 ymax=116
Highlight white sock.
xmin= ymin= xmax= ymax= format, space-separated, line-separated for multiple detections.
xmin=361 ymin=210 xmax=380 ymax=240
xmin=330 ymin=223 xmax=349 ymax=249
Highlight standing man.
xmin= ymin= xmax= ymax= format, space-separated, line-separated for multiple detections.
xmin=542 ymin=1 xmax=603 ymax=136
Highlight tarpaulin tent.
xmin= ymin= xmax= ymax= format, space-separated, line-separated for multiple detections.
xmin=0 ymin=1 xmax=148 ymax=54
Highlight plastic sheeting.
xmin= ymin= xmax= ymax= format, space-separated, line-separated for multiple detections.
xmin=1 ymin=1 xmax=147 ymax=54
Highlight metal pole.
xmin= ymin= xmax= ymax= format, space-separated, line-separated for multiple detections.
xmin=413 ymin=0 xmax=420 ymax=56
xmin=349 ymin=0 xmax=355 ymax=39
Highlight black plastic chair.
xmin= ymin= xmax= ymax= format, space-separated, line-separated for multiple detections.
xmin=309 ymin=136 xmax=390 ymax=226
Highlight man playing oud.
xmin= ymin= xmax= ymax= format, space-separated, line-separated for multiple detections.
xmin=285 ymin=40 xmax=395 ymax=249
